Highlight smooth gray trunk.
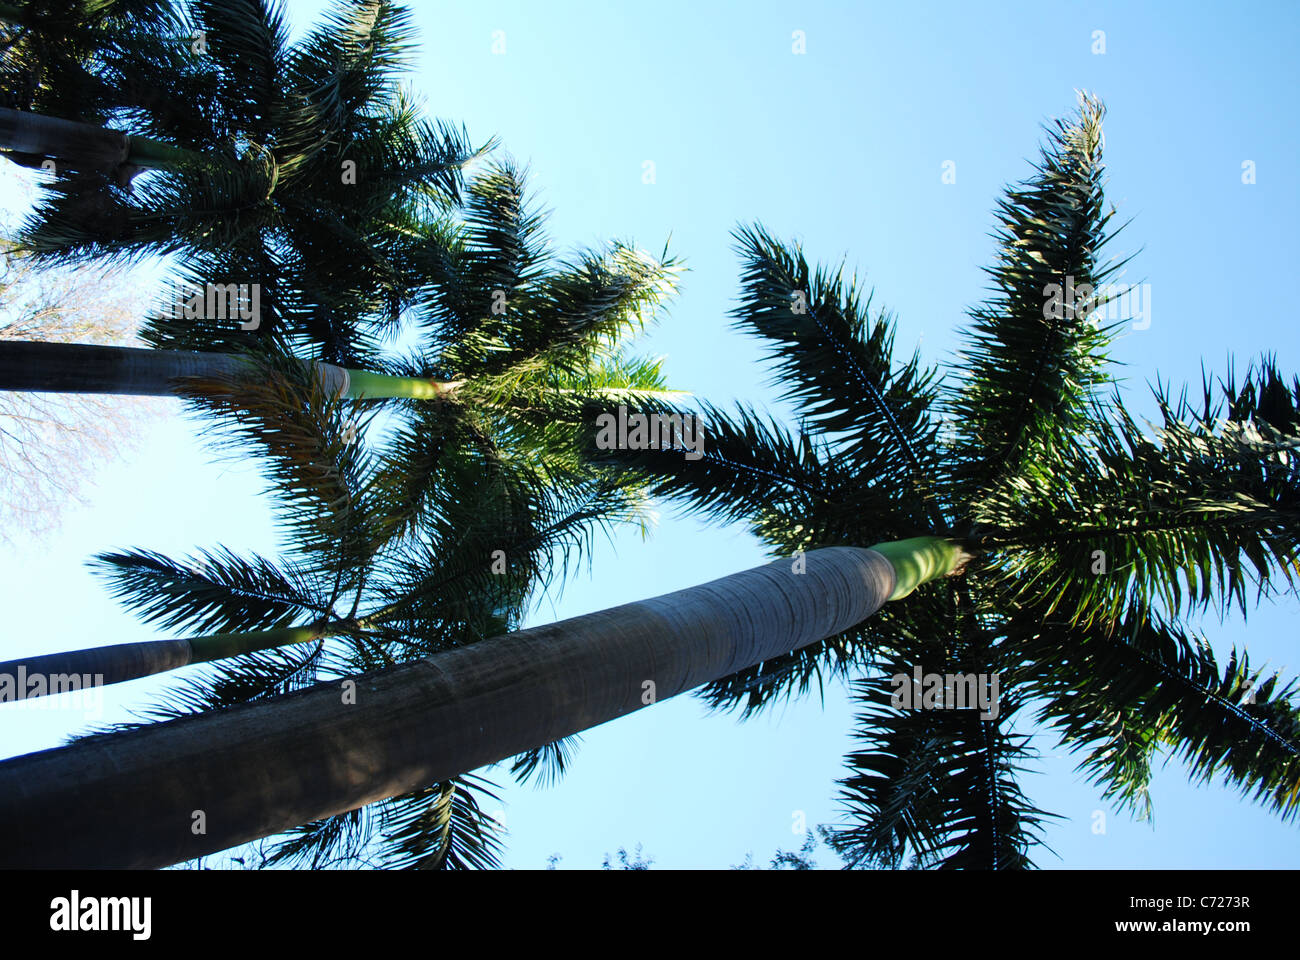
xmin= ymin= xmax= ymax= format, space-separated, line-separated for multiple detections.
xmin=0 ymin=625 xmax=328 ymax=699
xmin=0 ymin=341 xmax=349 ymax=397
xmin=1 ymin=640 xmax=193 ymax=691
xmin=0 ymin=546 xmax=896 ymax=868
xmin=0 ymin=107 xmax=201 ymax=181
xmin=0 ymin=107 xmax=129 ymax=173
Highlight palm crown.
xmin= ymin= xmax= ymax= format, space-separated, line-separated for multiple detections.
xmin=1 ymin=0 xmax=184 ymax=124
xmin=10 ymin=0 xmax=484 ymax=366
xmin=592 ymin=92 xmax=1300 ymax=868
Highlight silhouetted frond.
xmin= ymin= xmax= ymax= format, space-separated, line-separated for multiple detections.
xmin=91 ymin=546 xmax=329 ymax=634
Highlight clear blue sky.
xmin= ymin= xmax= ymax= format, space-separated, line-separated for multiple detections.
xmin=1 ymin=0 xmax=1297 ymax=868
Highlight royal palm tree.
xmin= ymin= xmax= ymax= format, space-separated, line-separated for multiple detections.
xmin=0 ymin=162 xmax=681 ymax=866
xmin=3 ymin=0 xmax=483 ymax=365
xmin=0 ymin=0 xmax=673 ymax=869
xmin=0 ymin=342 xmax=661 ymax=869
xmin=0 ymin=535 xmax=947 ymax=867
xmin=1 ymin=94 xmax=1295 ymax=869
xmin=82 ymin=361 xmax=643 ymax=869
xmin=0 ymin=158 xmax=681 ymax=694
xmin=589 ymin=94 xmax=1300 ymax=867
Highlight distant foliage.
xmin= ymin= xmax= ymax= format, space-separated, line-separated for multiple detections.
xmin=0 ymin=231 xmax=154 ymax=544
xmin=601 ymin=844 xmax=654 ymax=870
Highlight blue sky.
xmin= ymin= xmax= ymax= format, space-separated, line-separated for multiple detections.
xmin=1 ymin=0 xmax=1298 ymax=868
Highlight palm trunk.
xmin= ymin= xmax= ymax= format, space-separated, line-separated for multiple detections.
xmin=0 ymin=540 xmax=967 ymax=868
xmin=0 ymin=341 xmax=459 ymax=400
xmin=0 ymin=106 xmax=200 ymax=177
xmin=0 ymin=626 xmax=327 ymax=697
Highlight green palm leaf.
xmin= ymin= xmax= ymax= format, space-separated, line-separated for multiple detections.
xmin=732 ymin=222 xmax=945 ymax=528
xmin=946 ymin=91 xmax=1132 ymax=506
xmin=91 ymin=546 xmax=330 ymax=634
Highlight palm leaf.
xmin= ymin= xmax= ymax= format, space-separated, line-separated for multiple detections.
xmin=731 ymin=223 xmax=945 ymax=529
xmin=946 ymin=90 xmax=1132 ymax=505
xmin=90 ymin=546 xmax=330 ymax=634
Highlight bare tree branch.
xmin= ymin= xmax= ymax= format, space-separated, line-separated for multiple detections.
xmin=0 ymin=224 xmax=159 ymax=544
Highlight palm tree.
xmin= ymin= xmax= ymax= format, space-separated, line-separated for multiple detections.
xmin=0 ymin=340 xmax=656 ymax=869
xmin=82 ymin=383 xmax=642 ymax=869
xmin=3 ymin=0 xmax=483 ymax=365
xmin=0 ymin=180 xmax=971 ymax=868
xmin=588 ymin=93 xmax=1300 ymax=868
xmin=0 ymin=158 xmax=682 ymax=695
xmin=0 ymin=162 xmax=684 ymax=867
xmin=1 ymin=0 xmax=676 ymax=869
xmin=2 ymin=94 xmax=1295 ymax=869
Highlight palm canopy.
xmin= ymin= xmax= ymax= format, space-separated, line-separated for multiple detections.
xmin=371 ymin=158 xmax=682 ymax=541
xmin=7 ymin=0 xmax=484 ymax=366
xmin=1 ymin=0 xmax=185 ymax=129
xmin=74 ymin=161 xmax=681 ymax=867
xmin=590 ymin=92 xmax=1300 ymax=868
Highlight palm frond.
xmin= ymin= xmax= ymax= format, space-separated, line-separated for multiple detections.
xmin=17 ymin=146 xmax=272 ymax=265
xmin=984 ymin=361 xmax=1300 ymax=626
xmin=190 ymin=0 xmax=290 ymax=138
xmin=829 ymin=675 xmax=1055 ymax=869
xmin=1 ymin=0 xmax=191 ymax=124
xmin=372 ymin=462 xmax=643 ymax=643
xmin=492 ymin=240 xmax=682 ymax=378
xmin=411 ymin=158 xmax=548 ymax=344
xmin=173 ymin=347 xmax=385 ymax=574
xmin=259 ymin=804 xmax=372 ymax=869
xmin=731 ymin=223 xmax=945 ymax=528
xmin=285 ymin=0 xmax=416 ymax=134
xmin=375 ymin=774 xmax=505 ymax=869
xmin=583 ymin=399 xmax=843 ymax=528
xmin=90 ymin=546 xmax=330 ymax=634
xmin=507 ymin=735 xmax=583 ymax=789
xmin=946 ymin=90 xmax=1132 ymax=504
xmin=1015 ymin=602 xmax=1300 ymax=823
